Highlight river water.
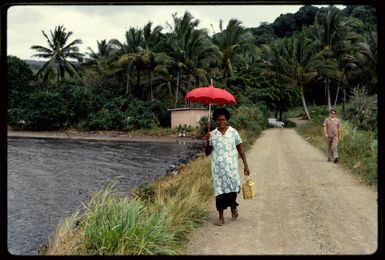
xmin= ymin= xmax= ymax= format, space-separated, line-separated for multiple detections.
xmin=7 ymin=137 xmax=195 ymax=255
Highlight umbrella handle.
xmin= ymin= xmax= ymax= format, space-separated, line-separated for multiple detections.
xmin=208 ymin=103 xmax=211 ymax=133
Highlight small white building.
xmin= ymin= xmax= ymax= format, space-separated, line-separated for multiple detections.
xmin=168 ymin=108 xmax=208 ymax=128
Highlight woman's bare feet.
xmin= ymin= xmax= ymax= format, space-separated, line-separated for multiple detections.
xmin=214 ymin=218 xmax=225 ymax=226
xmin=231 ymin=208 xmax=238 ymax=220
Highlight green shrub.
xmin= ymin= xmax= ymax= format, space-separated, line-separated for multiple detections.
xmin=21 ymin=90 xmax=66 ymax=130
xmin=132 ymin=183 xmax=156 ymax=203
xmin=342 ymin=87 xmax=377 ymax=131
xmin=307 ymin=105 xmax=329 ymax=121
xmin=8 ymin=107 xmax=28 ymax=129
xmin=126 ymin=100 xmax=160 ymax=130
xmin=59 ymin=83 xmax=96 ymax=127
xmin=197 ymin=116 xmax=215 ymax=138
xmin=148 ymin=100 xmax=171 ymax=128
xmin=230 ymin=104 xmax=268 ymax=132
xmin=7 ymin=55 xmax=35 ymax=109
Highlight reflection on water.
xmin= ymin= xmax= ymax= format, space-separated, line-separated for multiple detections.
xmin=7 ymin=138 xmax=190 ymax=255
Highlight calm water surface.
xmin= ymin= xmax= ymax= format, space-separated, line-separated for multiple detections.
xmin=7 ymin=137 xmax=191 ymax=255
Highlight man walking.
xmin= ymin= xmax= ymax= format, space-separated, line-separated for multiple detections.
xmin=323 ymin=109 xmax=341 ymax=163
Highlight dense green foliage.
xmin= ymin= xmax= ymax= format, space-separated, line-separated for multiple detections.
xmin=7 ymin=5 xmax=377 ymax=131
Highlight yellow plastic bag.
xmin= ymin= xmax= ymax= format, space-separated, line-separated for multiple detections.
xmin=242 ymin=176 xmax=257 ymax=199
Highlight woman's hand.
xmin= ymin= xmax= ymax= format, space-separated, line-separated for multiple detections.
xmin=203 ymin=132 xmax=211 ymax=142
xmin=244 ymin=165 xmax=250 ymax=176
xmin=204 ymin=132 xmax=212 ymax=156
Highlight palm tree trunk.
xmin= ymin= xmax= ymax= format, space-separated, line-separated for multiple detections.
xmin=334 ymin=70 xmax=344 ymax=107
xmin=334 ymin=82 xmax=340 ymax=108
xmin=57 ymin=63 xmax=60 ymax=88
xmin=300 ymin=85 xmax=311 ymax=120
xmin=149 ymin=71 xmax=153 ymax=101
xmin=175 ymin=71 xmax=180 ymax=107
xmin=185 ymin=74 xmax=192 ymax=107
xmin=168 ymin=81 xmax=172 ymax=96
xmin=126 ymin=73 xmax=130 ymax=95
xmin=325 ymin=77 xmax=331 ymax=110
xmin=125 ymin=65 xmax=130 ymax=95
xmin=136 ymin=67 xmax=140 ymax=99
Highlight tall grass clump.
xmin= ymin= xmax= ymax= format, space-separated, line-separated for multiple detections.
xmin=149 ymin=157 xmax=213 ymax=248
xmin=41 ymin=183 xmax=180 ymax=255
xmin=338 ymin=122 xmax=377 ymax=185
xmin=40 ymin=157 xmax=213 ymax=255
xmin=79 ymin=187 xmax=178 ymax=255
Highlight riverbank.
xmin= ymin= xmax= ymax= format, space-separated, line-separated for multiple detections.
xmin=7 ymin=129 xmax=201 ymax=143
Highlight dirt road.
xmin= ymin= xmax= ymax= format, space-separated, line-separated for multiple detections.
xmin=187 ymin=128 xmax=378 ymax=255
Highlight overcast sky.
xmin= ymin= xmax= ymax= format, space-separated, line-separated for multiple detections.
xmin=7 ymin=4 xmax=344 ymax=60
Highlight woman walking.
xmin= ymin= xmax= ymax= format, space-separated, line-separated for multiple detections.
xmin=204 ymin=108 xmax=250 ymax=226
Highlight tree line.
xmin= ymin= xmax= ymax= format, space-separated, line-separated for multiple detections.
xmin=7 ymin=5 xmax=377 ymax=130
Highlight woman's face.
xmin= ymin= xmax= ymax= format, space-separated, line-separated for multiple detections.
xmin=216 ymin=115 xmax=228 ymax=129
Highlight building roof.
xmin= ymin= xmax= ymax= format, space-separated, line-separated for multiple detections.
xmin=167 ymin=107 xmax=208 ymax=111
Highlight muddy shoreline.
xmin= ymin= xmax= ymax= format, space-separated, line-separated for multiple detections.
xmin=7 ymin=129 xmax=207 ymax=177
xmin=7 ymin=130 xmax=201 ymax=143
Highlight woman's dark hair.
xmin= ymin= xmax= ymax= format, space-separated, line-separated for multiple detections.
xmin=212 ymin=108 xmax=230 ymax=121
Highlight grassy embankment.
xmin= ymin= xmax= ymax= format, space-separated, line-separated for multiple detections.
xmin=40 ymin=105 xmax=267 ymax=255
xmin=288 ymin=105 xmax=377 ymax=187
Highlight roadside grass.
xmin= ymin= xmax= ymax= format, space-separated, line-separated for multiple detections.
xmin=295 ymin=111 xmax=377 ymax=186
xmin=285 ymin=106 xmax=304 ymax=118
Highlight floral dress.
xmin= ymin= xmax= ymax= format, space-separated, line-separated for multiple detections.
xmin=209 ymin=126 xmax=242 ymax=196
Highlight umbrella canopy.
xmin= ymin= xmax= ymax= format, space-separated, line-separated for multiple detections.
xmin=184 ymin=82 xmax=237 ymax=133
xmin=184 ymin=83 xmax=236 ymax=105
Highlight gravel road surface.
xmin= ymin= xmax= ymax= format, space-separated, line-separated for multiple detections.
xmin=187 ymin=128 xmax=377 ymax=255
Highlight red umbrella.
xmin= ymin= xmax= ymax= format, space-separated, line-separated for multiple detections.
xmin=184 ymin=80 xmax=237 ymax=132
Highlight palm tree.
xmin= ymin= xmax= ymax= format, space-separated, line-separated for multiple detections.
xmin=311 ymin=7 xmax=363 ymax=109
xmin=136 ymin=22 xmax=164 ymax=101
xmin=84 ymin=39 xmax=116 ymax=75
xmin=332 ymin=16 xmax=365 ymax=109
xmin=212 ymin=19 xmax=255 ymax=79
xmin=354 ymin=21 xmax=377 ymax=95
xmin=110 ymin=23 xmax=164 ymax=99
xmin=160 ymin=11 xmax=220 ymax=107
xmin=31 ymin=25 xmax=84 ymax=88
xmin=109 ymin=27 xmax=142 ymax=97
xmin=260 ymin=34 xmax=334 ymax=120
